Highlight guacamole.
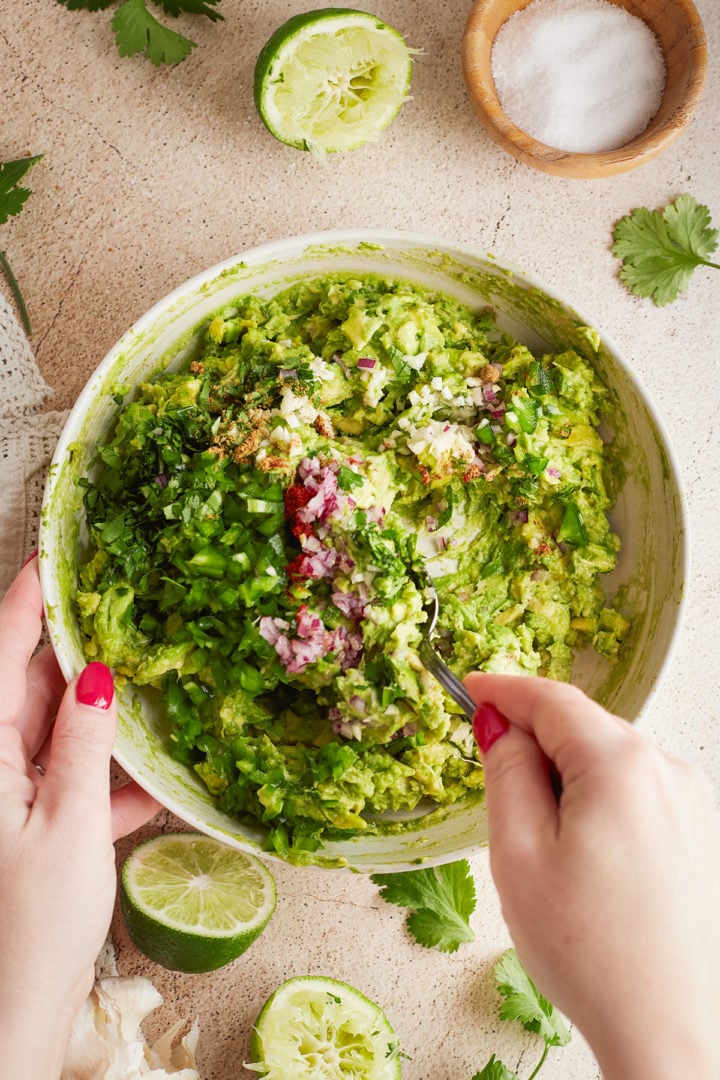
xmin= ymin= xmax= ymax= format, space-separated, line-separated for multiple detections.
xmin=76 ymin=274 xmax=629 ymax=858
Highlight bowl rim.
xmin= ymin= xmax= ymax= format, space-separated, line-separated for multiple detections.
xmin=39 ymin=228 xmax=690 ymax=866
xmin=461 ymin=0 xmax=708 ymax=178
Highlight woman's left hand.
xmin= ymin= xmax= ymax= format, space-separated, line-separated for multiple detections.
xmin=0 ymin=554 xmax=161 ymax=1080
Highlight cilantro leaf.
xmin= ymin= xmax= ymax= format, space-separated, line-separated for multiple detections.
xmin=57 ymin=0 xmax=222 ymax=62
xmin=154 ymin=0 xmax=224 ymax=22
xmin=0 ymin=156 xmax=43 ymax=227
xmin=494 ymin=949 xmax=571 ymax=1048
xmin=112 ymin=0 xmax=196 ymax=63
xmin=611 ymin=194 xmax=720 ymax=306
xmin=371 ymin=860 xmax=476 ymax=953
xmin=472 ymin=1055 xmax=520 ymax=1080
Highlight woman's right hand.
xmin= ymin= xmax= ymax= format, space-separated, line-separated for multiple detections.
xmin=464 ymin=672 xmax=720 ymax=1080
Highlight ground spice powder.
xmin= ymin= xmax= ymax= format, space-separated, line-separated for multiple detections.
xmin=491 ymin=0 xmax=666 ymax=154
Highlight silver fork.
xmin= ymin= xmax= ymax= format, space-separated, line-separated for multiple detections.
xmin=414 ymin=570 xmax=479 ymax=720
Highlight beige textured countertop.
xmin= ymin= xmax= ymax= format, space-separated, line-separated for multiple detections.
xmin=2 ymin=2 xmax=719 ymax=1077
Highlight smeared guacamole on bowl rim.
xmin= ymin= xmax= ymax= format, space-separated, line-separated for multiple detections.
xmin=75 ymin=273 xmax=629 ymax=859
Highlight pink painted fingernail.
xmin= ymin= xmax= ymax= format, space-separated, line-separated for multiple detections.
xmin=473 ymin=703 xmax=510 ymax=754
xmin=76 ymin=662 xmax=114 ymax=710
xmin=22 ymin=548 xmax=38 ymax=568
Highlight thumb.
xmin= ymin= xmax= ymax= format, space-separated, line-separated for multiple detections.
xmin=472 ymin=702 xmax=559 ymax=854
xmin=41 ymin=662 xmax=117 ymax=817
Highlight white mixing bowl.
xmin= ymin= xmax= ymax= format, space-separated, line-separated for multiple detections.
xmin=39 ymin=230 xmax=687 ymax=872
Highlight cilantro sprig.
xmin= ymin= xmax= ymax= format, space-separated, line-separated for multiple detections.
xmin=0 ymin=155 xmax=43 ymax=335
xmin=612 ymin=194 xmax=719 ymax=306
xmin=371 ymin=859 xmax=476 ymax=953
xmin=472 ymin=949 xmax=571 ymax=1080
xmin=56 ymin=0 xmax=224 ymax=65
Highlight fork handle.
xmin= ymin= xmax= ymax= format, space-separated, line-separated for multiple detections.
xmin=419 ymin=638 xmax=478 ymax=719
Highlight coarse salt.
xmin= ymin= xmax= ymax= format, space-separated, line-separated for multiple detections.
xmin=491 ymin=0 xmax=666 ymax=153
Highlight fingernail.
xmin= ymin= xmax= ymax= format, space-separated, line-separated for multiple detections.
xmin=76 ymin=662 xmax=115 ymax=710
xmin=22 ymin=548 xmax=38 ymax=568
xmin=473 ymin=703 xmax=510 ymax=754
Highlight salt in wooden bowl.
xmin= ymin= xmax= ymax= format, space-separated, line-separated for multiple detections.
xmin=461 ymin=0 xmax=708 ymax=178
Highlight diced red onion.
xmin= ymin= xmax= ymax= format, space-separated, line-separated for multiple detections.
xmin=332 ymin=589 xmax=366 ymax=619
xmin=297 ymin=465 xmax=340 ymax=524
xmin=357 ymin=357 xmax=377 ymax=370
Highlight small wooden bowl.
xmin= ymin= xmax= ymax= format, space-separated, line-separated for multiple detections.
xmin=462 ymin=0 xmax=707 ymax=178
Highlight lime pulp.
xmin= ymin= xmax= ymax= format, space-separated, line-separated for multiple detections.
xmin=253 ymin=8 xmax=413 ymax=153
xmin=248 ymin=975 xmax=402 ymax=1079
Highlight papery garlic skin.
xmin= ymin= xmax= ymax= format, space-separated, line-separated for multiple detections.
xmin=61 ymin=976 xmax=200 ymax=1080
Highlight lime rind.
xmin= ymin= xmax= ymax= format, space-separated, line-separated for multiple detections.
xmin=247 ymin=975 xmax=402 ymax=1079
xmin=254 ymin=8 xmax=413 ymax=154
xmin=120 ymin=832 xmax=277 ymax=972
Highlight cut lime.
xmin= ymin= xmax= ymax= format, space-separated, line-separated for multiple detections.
xmin=254 ymin=8 xmax=413 ymax=153
xmin=119 ymin=833 xmax=277 ymax=973
xmin=247 ymin=975 xmax=402 ymax=1079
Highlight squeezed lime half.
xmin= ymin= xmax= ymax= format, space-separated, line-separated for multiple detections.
xmin=253 ymin=8 xmax=413 ymax=153
xmin=247 ymin=975 xmax=402 ymax=1078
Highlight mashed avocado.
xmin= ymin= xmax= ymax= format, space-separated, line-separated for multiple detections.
xmin=76 ymin=274 xmax=629 ymax=858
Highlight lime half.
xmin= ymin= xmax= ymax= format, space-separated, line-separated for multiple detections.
xmin=247 ymin=975 xmax=402 ymax=1079
xmin=119 ymin=833 xmax=277 ymax=973
xmin=254 ymin=8 xmax=413 ymax=153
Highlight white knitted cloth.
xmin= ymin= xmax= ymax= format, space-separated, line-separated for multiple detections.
xmin=0 ymin=292 xmax=69 ymax=595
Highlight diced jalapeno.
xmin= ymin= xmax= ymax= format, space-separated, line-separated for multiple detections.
xmin=558 ymin=500 xmax=588 ymax=546
xmin=525 ymin=454 xmax=549 ymax=476
xmin=188 ymin=547 xmax=227 ymax=578
xmin=511 ymin=393 xmax=539 ymax=434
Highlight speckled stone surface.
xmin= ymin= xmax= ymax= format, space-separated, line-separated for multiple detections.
xmin=2 ymin=2 xmax=719 ymax=1076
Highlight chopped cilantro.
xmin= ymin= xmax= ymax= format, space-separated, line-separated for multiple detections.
xmin=386 ymin=343 xmax=415 ymax=384
xmin=437 ymin=486 xmax=454 ymax=528
xmin=337 ymin=464 xmax=364 ymax=491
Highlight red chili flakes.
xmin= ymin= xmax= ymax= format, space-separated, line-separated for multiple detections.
xmin=285 ymin=553 xmax=309 ymax=580
xmin=284 ymin=483 xmax=313 ymax=539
